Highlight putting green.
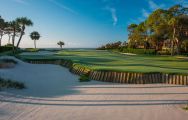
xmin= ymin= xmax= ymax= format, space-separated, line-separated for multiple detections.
xmin=20 ymin=50 xmax=188 ymax=74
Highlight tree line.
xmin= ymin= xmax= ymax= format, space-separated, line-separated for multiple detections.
xmin=128 ymin=4 xmax=188 ymax=55
xmin=0 ymin=16 xmax=40 ymax=53
xmin=98 ymin=5 xmax=188 ymax=55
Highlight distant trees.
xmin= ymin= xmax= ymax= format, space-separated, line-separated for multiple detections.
xmin=97 ymin=41 xmax=122 ymax=50
xmin=30 ymin=31 xmax=40 ymax=49
xmin=0 ymin=15 xmax=40 ymax=54
xmin=127 ymin=4 xmax=188 ymax=55
xmin=57 ymin=41 xmax=65 ymax=49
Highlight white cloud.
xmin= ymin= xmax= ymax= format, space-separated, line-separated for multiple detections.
xmin=142 ymin=9 xmax=150 ymax=18
xmin=105 ymin=7 xmax=118 ymax=26
xmin=12 ymin=0 xmax=28 ymax=5
xmin=148 ymin=0 xmax=165 ymax=10
xmin=48 ymin=0 xmax=77 ymax=14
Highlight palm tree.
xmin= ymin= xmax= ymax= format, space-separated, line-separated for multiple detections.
xmin=30 ymin=31 xmax=40 ymax=49
xmin=57 ymin=41 xmax=65 ymax=49
xmin=16 ymin=17 xmax=33 ymax=48
xmin=9 ymin=21 xmax=20 ymax=53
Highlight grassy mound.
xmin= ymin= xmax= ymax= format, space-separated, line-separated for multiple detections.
xmin=25 ymin=48 xmax=40 ymax=52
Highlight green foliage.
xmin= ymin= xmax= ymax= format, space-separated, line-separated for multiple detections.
xmin=79 ymin=74 xmax=90 ymax=82
xmin=97 ymin=41 xmax=122 ymax=50
xmin=30 ymin=31 xmax=40 ymax=40
xmin=127 ymin=4 xmax=188 ymax=55
xmin=0 ymin=46 xmax=13 ymax=52
xmin=0 ymin=77 xmax=25 ymax=89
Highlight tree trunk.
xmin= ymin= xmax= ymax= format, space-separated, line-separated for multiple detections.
xmin=0 ymin=35 xmax=2 ymax=47
xmin=12 ymin=28 xmax=16 ymax=54
xmin=16 ymin=26 xmax=25 ymax=48
xmin=171 ymin=27 xmax=176 ymax=56
xmin=34 ymin=40 xmax=36 ymax=49
xmin=8 ymin=35 xmax=11 ymax=44
xmin=171 ymin=40 xmax=174 ymax=56
xmin=176 ymin=38 xmax=181 ymax=55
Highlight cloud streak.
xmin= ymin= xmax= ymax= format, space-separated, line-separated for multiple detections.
xmin=12 ymin=0 xmax=28 ymax=5
xmin=105 ymin=7 xmax=118 ymax=26
xmin=142 ymin=9 xmax=149 ymax=18
xmin=48 ymin=0 xmax=77 ymax=14
xmin=148 ymin=0 xmax=165 ymax=10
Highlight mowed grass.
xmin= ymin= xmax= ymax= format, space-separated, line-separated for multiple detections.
xmin=20 ymin=50 xmax=188 ymax=74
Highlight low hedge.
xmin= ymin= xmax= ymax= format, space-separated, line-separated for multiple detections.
xmin=118 ymin=48 xmax=156 ymax=55
xmin=0 ymin=46 xmax=13 ymax=52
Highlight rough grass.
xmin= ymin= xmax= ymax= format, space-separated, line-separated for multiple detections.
xmin=0 ymin=77 xmax=25 ymax=89
xmin=19 ymin=50 xmax=188 ymax=74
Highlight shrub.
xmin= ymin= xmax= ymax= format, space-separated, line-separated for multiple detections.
xmin=0 ymin=46 xmax=13 ymax=52
xmin=157 ymin=51 xmax=171 ymax=55
xmin=79 ymin=74 xmax=90 ymax=82
xmin=0 ymin=78 xmax=25 ymax=89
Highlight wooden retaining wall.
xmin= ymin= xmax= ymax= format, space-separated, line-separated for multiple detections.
xmin=89 ymin=71 xmax=188 ymax=85
xmin=26 ymin=60 xmax=188 ymax=85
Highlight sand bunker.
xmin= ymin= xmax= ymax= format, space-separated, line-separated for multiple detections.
xmin=0 ymin=56 xmax=188 ymax=120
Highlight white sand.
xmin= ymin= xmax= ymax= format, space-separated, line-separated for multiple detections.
xmin=0 ymin=57 xmax=188 ymax=120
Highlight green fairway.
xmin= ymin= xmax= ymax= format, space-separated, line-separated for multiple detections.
xmin=20 ymin=50 xmax=188 ymax=74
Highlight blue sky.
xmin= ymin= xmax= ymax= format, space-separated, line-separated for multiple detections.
xmin=0 ymin=0 xmax=187 ymax=48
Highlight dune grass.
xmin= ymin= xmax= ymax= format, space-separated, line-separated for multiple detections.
xmin=19 ymin=50 xmax=188 ymax=74
xmin=0 ymin=77 xmax=25 ymax=89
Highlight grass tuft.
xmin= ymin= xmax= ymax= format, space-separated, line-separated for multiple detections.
xmin=0 ymin=77 xmax=25 ymax=89
xmin=79 ymin=74 xmax=90 ymax=82
xmin=183 ymin=105 xmax=188 ymax=111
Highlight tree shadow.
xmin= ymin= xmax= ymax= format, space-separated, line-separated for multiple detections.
xmin=1 ymin=99 xmax=187 ymax=106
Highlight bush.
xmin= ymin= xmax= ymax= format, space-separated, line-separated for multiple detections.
xmin=25 ymin=48 xmax=40 ymax=52
xmin=119 ymin=48 xmax=156 ymax=55
xmin=0 ymin=46 xmax=13 ymax=52
xmin=157 ymin=51 xmax=171 ymax=55
xmin=79 ymin=74 xmax=90 ymax=82
xmin=0 ymin=78 xmax=25 ymax=89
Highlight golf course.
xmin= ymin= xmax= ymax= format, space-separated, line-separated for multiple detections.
xmin=20 ymin=50 xmax=188 ymax=74
xmin=1 ymin=1 xmax=188 ymax=120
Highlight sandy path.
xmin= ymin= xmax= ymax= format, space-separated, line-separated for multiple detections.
xmin=0 ymin=57 xmax=188 ymax=120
